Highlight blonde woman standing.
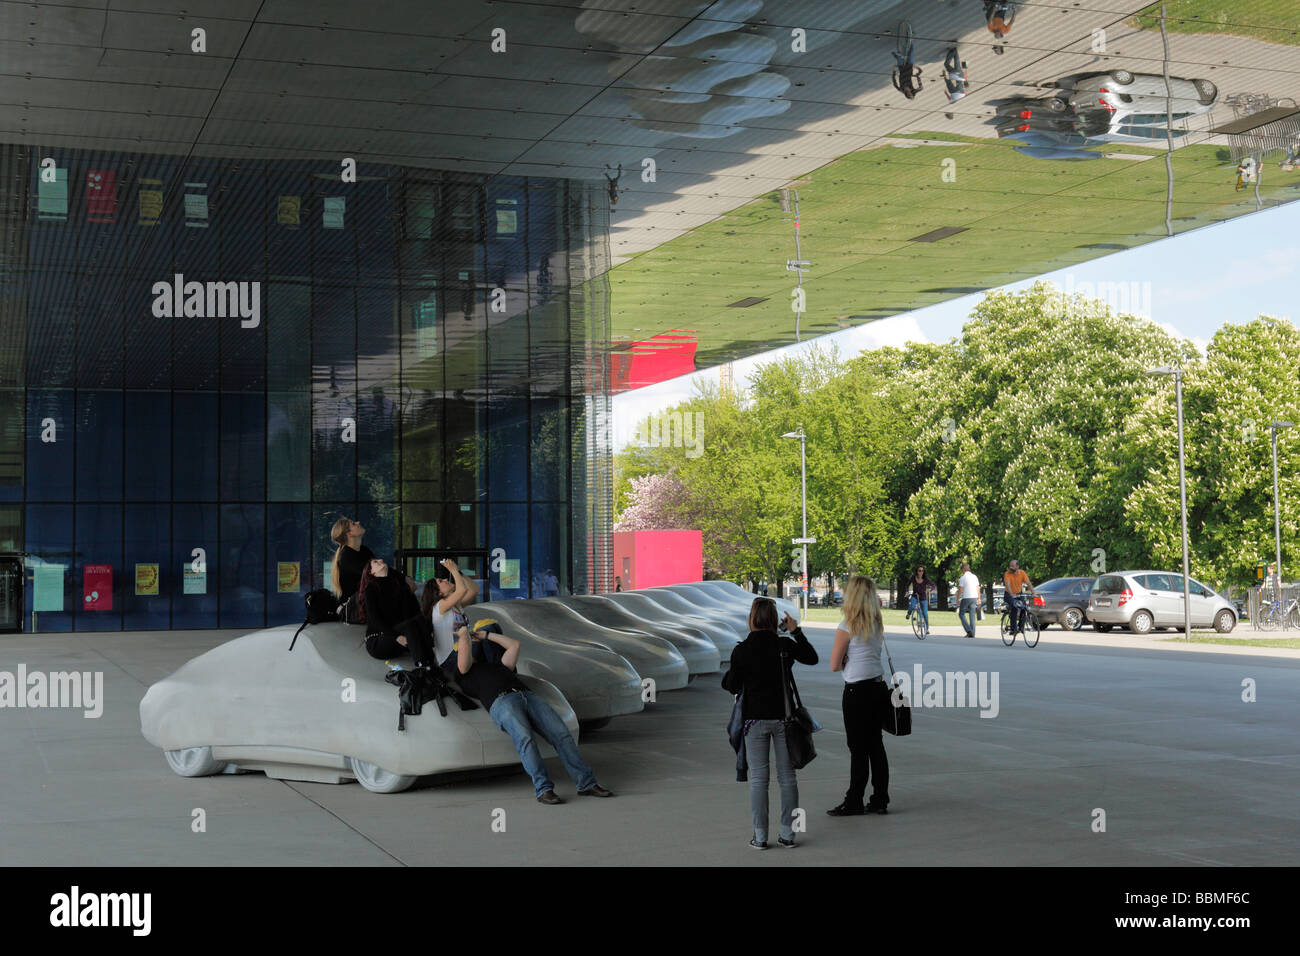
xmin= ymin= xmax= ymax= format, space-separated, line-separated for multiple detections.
xmin=827 ymin=575 xmax=891 ymax=816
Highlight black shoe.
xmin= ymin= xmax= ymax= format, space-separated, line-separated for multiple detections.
xmin=537 ymin=790 xmax=564 ymax=805
xmin=777 ymin=836 xmax=798 ymax=848
xmin=578 ymin=784 xmax=614 ymax=798
xmin=749 ymin=838 xmax=768 ymax=850
xmin=866 ymin=801 xmax=889 ymax=815
xmin=826 ymin=802 xmax=866 ymax=817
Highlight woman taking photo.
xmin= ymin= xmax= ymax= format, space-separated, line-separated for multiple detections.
xmin=721 ymin=598 xmax=818 ymax=850
xmin=827 ymin=575 xmax=891 ymax=816
xmin=421 ymin=559 xmax=479 ymax=662
xmin=359 ymin=557 xmax=437 ymax=668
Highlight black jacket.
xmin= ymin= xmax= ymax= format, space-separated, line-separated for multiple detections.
xmin=363 ymin=574 xmax=420 ymax=637
xmin=721 ymin=628 xmax=818 ymax=720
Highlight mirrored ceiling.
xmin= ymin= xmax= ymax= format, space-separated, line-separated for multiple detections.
xmin=3 ymin=0 xmax=1298 ymax=377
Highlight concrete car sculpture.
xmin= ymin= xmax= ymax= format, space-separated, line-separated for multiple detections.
xmin=666 ymin=582 xmax=753 ymax=618
xmin=686 ymin=579 xmax=800 ymax=621
xmin=553 ymin=595 xmax=721 ymax=676
xmin=468 ymin=600 xmax=646 ymax=728
xmin=640 ymin=587 xmax=749 ymax=640
xmin=140 ymin=623 xmax=580 ymax=794
xmin=605 ymin=591 xmax=740 ymax=664
xmin=475 ymin=597 xmax=691 ymax=689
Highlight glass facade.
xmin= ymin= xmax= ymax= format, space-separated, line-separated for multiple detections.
xmin=0 ymin=143 xmax=612 ymax=631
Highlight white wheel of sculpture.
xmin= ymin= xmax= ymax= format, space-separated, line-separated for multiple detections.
xmin=348 ymin=757 xmax=417 ymax=794
xmin=165 ymin=746 xmax=228 ymax=777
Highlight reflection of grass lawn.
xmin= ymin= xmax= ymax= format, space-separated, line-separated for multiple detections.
xmin=1159 ymin=635 xmax=1300 ymax=648
xmin=609 ymin=134 xmax=1300 ymax=366
xmin=1132 ymin=1 xmax=1300 ymax=43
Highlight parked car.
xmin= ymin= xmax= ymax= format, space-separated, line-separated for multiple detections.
xmin=1032 ymin=577 xmax=1095 ymax=630
xmin=1063 ymin=71 xmax=1218 ymax=123
xmin=1088 ymin=571 xmax=1237 ymax=634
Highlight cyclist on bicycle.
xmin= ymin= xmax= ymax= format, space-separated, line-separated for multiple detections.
xmin=908 ymin=565 xmax=936 ymax=636
xmin=1002 ymin=558 xmax=1035 ymax=634
xmin=892 ymin=53 xmax=923 ymax=100
xmin=984 ymin=1 xmax=1015 ymax=38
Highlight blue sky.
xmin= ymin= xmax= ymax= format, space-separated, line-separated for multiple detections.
xmin=612 ymin=200 xmax=1300 ymax=448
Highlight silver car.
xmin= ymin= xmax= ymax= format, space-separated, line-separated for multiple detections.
xmin=1064 ymin=71 xmax=1217 ymax=124
xmin=1088 ymin=571 xmax=1237 ymax=634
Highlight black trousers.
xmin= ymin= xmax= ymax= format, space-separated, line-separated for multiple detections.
xmin=843 ymin=679 xmax=890 ymax=808
xmin=365 ymin=614 xmax=436 ymax=667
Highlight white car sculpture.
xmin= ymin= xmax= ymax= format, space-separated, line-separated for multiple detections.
xmin=141 ymin=623 xmax=584 ymax=794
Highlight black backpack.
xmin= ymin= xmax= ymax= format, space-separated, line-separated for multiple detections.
xmin=289 ymin=589 xmax=341 ymax=650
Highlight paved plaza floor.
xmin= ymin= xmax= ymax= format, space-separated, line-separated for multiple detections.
xmin=2 ymin=621 xmax=1297 ymax=866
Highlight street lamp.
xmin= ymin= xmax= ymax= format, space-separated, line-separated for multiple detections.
xmin=1148 ymin=366 xmax=1191 ymax=641
xmin=782 ymin=429 xmax=813 ymax=621
xmin=1270 ymin=421 xmax=1294 ymax=599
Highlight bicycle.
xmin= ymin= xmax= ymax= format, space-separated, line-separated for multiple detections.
xmin=1000 ymin=593 xmax=1040 ymax=647
xmin=906 ymin=595 xmax=927 ymax=640
xmin=1257 ymin=596 xmax=1300 ymax=630
xmin=891 ymin=20 xmax=922 ymax=100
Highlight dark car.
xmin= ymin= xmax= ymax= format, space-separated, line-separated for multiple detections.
xmin=1032 ymin=577 xmax=1096 ymax=630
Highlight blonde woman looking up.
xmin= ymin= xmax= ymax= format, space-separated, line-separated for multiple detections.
xmin=827 ymin=575 xmax=891 ymax=816
xmin=329 ymin=517 xmax=375 ymax=600
xmin=328 ymin=516 xmax=415 ymax=603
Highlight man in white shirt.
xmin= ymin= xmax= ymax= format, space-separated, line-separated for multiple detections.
xmin=957 ymin=563 xmax=980 ymax=638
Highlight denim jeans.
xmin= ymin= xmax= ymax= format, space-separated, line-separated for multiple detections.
xmin=958 ymin=598 xmax=978 ymax=636
xmin=1006 ymin=595 xmax=1025 ymax=633
xmin=744 ymin=719 xmax=798 ymax=842
xmin=489 ymin=689 xmax=597 ymax=796
xmin=910 ymin=595 xmax=930 ymax=632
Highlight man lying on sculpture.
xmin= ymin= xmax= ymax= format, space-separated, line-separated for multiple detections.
xmin=443 ymin=619 xmax=614 ymax=805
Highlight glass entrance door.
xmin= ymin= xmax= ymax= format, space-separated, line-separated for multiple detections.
xmin=0 ymin=556 xmax=22 ymax=632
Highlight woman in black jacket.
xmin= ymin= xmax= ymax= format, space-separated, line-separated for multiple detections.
xmin=358 ymin=558 xmax=437 ymax=668
xmin=721 ymin=597 xmax=818 ymax=849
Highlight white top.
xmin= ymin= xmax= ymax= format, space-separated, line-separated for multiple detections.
xmin=430 ymin=603 xmax=457 ymax=663
xmin=840 ymin=621 xmax=884 ymax=682
xmin=959 ymin=571 xmax=981 ymax=600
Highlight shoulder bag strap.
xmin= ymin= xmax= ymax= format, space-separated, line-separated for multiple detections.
xmin=777 ymin=647 xmax=794 ymax=720
xmin=881 ymin=631 xmax=897 ymax=685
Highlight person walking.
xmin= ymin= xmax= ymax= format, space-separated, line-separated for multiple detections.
xmin=826 ymin=576 xmax=892 ymax=817
xmin=957 ymin=562 xmax=980 ymax=638
xmin=721 ymin=598 xmax=818 ymax=849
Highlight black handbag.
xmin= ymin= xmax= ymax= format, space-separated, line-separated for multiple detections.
xmin=727 ymin=692 xmax=745 ymax=753
xmin=881 ymin=636 xmax=913 ymax=736
xmin=779 ymin=650 xmax=818 ymax=769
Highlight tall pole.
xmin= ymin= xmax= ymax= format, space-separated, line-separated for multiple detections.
xmin=1176 ymin=372 xmax=1191 ymax=641
xmin=793 ymin=192 xmax=804 ymax=343
xmin=800 ymin=430 xmax=808 ymax=621
xmin=1272 ymin=422 xmax=1292 ymax=598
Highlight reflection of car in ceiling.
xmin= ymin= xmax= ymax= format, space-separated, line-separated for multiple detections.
xmin=1061 ymin=71 xmax=1218 ymax=123
xmin=995 ymin=71 xmax=1217 ymax=159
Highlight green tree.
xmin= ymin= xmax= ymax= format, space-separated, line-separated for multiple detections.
xmin=902 ymin=283 xmax=1192 ymax=599
xmin=1123 ymin=316 xmax=1300 ymax=588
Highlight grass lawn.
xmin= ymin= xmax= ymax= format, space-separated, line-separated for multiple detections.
xmin=1159 ymin=635 xmax=1300 ymax=648
xmin=802 ymin=607 xmax=965 ymax=628
xmin=1132 ymin=1 xmax=1300 ymax=43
